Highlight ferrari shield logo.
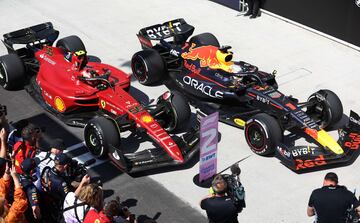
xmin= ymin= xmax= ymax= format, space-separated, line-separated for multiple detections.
xmin=100 ymin=100 xmax=106 ymax=108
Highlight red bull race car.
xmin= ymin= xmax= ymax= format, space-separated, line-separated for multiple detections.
xmin=131 ymin=18 xmax=360 ymax=172
xmin=0 ymin=22 xmax=200 ymax=173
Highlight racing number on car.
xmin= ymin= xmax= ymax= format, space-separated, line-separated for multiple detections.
xmin=46 ymin=47 xmax=53 ymax=56
xmin=344 ymin=133 xmax=360 ymax=150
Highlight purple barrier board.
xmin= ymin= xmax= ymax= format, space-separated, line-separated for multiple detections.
xmin=199 ymin=112 xmax=219 ymax=182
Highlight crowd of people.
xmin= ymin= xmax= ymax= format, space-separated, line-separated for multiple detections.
xmin=1 ymin=100 xmax=360 ymax=223
xmin=0 ymin=105 xmax=145 ymax=223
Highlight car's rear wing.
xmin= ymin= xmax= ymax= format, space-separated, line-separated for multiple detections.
xmin=2 ymin=22 xmax=59 ymax=53
xmin=137 ymin=18 xmax=194 ymax=48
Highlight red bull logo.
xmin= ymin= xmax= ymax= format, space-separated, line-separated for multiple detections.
xmin=181 ymin=44 xmax=221 ymax=68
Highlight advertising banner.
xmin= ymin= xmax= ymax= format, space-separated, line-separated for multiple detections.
xmin=199 ymin=112 xmax=219 ymax=182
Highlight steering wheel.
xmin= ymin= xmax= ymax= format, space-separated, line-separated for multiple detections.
xmin=78 ymin=69 xmax=112 ymax=89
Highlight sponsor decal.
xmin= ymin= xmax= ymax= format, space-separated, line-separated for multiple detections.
xmin=141 ymin=115 xmax=154 ymax=124
xmin=43 ymin=90 xmax=52 ymax=100
xmin=277 ymin=146 xmax=291 ymax=158
xmin=100 ymin=100 xmax=106 ymax=108
xmin=146 ymin=21 xmax=181 ymax=39
xmin=183 ymin=60 xmax=201 ymax=75
xmin=170 ymin=49 xmax=180 ymax=57
xmin=199 ymin=112 xmax=219 ymax=182
xmin=356 ymin=0 xmax=360 ymax=7
xmin=181 ymin=44 xmax=221 ymax=69
xmin=256 ymin=95 xmax=270 ymax=104
xmin=54 ymin=96 xmax=66 ymax=112
xmin=234 ymin=118 xmax=245 ymax=127
xmin=344 ymin=133 xmax=360 ymax=150
xmin=42 ymin=54 xmax=56 ymax=65
xmin=291 ymin=146 xmax=316 ymax=157
xmin=350 ymin=116 xmax=360 ymax=126
xmin=183 ymin=76 xmax=224 ymax=99
xmin=295 ymin=155 xmax=327 ymax=170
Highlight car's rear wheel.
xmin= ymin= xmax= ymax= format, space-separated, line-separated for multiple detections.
xmin=189 ymin=33 xmax=220 ymax=47
xmin=131 ymin=49 xmax=165 ymax=85
xmin=84 ymin=116 xmax=120 ymax=159
xmin=158 ymin=91 xmax=191 ymax=132
xmin=56 ymin=35 xmax=86 ymax=52
xmin=245 ymin=113 xmax=282 ymax=156
xmin=0 ymin=54 xmax=26 ymax=90
xmin=306 ymin=89 xmax=343 ymax=129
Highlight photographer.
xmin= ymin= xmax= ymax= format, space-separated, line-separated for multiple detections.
xmin=19 ymin=158 xmax=42 ymax=222
xmin=307 ymin=172 xmax=360 ymax=223
xmin=200 ymin=174 xmax=240 ymax=223
xmin=40 ymin=153 xmax=72 ymax=221
xmin=35 ymin=138 xmax=65 ymax=189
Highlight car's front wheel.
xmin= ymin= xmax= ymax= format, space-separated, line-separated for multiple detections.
xmin=306 ymin=89 xmax=343 ymax=129
xmin=157 ymin=91 xmax=191 ymax=132
xmin=244 ymin=113 xmax=282 ymax=155
xmin=84 ymin=116 xmax=121 ymax=159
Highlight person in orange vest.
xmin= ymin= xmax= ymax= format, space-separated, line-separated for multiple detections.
xmin=0 ymin=163 xmax=28 ymax=223
xmin=12 ymin=123 xmax=42 ymax=175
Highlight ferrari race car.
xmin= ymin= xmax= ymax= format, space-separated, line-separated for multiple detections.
xmin=0 ymin=22 xmax=199 ymax=173
xmin=131 ymin=18 xmax=360 ymax=172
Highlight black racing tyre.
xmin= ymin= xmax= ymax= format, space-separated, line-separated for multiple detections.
xmin=0 ymin=54 xmax=26 ymax=90
xmin=160 ymin=91 xmax=191 ymax=132
xmin=244 ymin=113 xmax=282 ymax=156
xmin=131 ymin=49 xmax=165 ymax=85
xmin=189 ymin=33 xmax=220 ymax=47
xmin=84 ymin=116 xmax=120 ymax=159
xmin=306 ymin=89 xmax=343 ymax=129
xmin=56 ymin=35 xmax=86 ymax=52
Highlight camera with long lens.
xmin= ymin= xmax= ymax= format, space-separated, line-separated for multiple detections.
xmin=66 ymin=158 xmax=95 ymax=182
xmin=346 ymin=196 xmax=360 ymax=223
xmin=221 ymin=164 xmax=246 ymax=213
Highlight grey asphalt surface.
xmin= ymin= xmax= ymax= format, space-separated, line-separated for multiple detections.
xmin=1 ymin=0 xmax=360 ymax=222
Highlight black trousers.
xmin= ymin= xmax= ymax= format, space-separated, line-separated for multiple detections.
xmin=247 ymin=0 xmax=261 ymax=16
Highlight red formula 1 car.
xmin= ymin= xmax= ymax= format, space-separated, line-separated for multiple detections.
xmin=0 ymin=22 xmax=199 ymax=172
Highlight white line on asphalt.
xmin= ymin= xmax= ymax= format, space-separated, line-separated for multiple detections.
xmin=72 ymin=152 xmax=107 ymax=168
xmin=65 ymin=142 xmax=85 ymax=152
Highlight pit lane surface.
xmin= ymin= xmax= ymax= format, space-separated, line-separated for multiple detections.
xmin=1 ymin=1 xmax=360 ymax=222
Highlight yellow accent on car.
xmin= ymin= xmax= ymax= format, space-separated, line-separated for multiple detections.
xmin=234 ymin=118 xmax=246 ymax=127
xmin=316 ymin=129 xmax=344 ymax=155
xmin=100 ymin=100 xmax=106 ymax=108
xmin=141 ymin=115 xmax=153 ymax=123
xmin=54 ymin=96 xmax=66 ymax=112
xmin=74 ymin=50 xmax=86 ymax=56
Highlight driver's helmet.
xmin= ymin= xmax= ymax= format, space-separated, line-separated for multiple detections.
xmin=73 ymin=50 xmax=88 ymax=70
xmin=216 ymin=46 xmax=234 ymax=66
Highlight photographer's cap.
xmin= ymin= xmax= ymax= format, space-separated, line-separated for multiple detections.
xmin=49 ymin=138 xmax=66 ymax=151
xmin=54 ymin=153 xmax=72 ymax=165
xmin=21 ymin=158 xmax=39 ymax=174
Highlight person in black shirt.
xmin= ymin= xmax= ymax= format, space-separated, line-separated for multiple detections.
xmin=200 ymin=175 xmax=239 ymax=223
xmin=307 ymin=172 xmax=360 ymax=223
xmin=244 ymin=0 xmax=261 ymax=19
xmin=20 ymin=158 xmax=42 ymax=221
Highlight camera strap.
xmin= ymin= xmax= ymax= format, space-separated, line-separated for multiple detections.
xmin=63 ymin=197 xmax=90 ymax=223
